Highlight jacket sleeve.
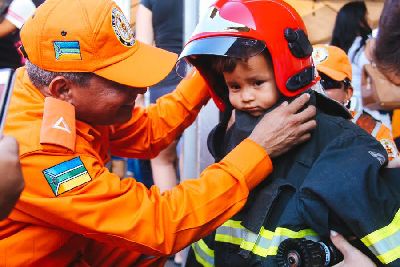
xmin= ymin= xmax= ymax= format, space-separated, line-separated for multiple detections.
xmin=109 ymin=71 xmax=210 ymax=159
xmin=12 ymin=139 xmax=272 ymax=256
xmin=298 ymin=130 xmax=400 ymax=266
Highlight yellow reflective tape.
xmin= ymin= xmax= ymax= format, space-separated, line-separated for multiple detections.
xmin=222 ymin=219 xmax=244 ymax=229
xmin=275 ymin=227 xmax=318 ymax=238
xmin=253 ymin=245 xmax=279 ymax=257
xmin=198 ymin=239 xmax=215 ymax=258
xmin=215 ymin=233 xmax=243 ymax=245
xmin=193 ymin=250 xmax=214 ymax=267
xmin=361 ymin=209 xmax=400 ymax=247
xmin=377 ymin=246 xmax=400 ymax=264
xmin=259 ymin=228 xmax=274 ymax=239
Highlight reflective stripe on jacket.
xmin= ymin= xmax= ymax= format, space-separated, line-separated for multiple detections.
xmin=188 ymin=92 xmax=400 ymax=266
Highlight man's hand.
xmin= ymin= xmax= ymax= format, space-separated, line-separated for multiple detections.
xmin=331 ymin=231 xmax=376 ymax=267
xmin=0 ymin=136 xmax=24 ymax=220
xmin=249 ymin=93 xmax=317 ymax=158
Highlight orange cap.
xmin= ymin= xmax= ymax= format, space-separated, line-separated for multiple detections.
xmin=20 ymin=0 xmax=177 ymax=88
xmin=312 ymin=44 xmax=352 ymax=82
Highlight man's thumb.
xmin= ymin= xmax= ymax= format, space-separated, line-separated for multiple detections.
xmin=330 ymin=230 xmax=351 ymax=256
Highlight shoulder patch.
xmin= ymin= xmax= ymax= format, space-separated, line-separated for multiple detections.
xmin=380 ymin=139 xmax=400 ymax=160
xmin=43 ymin=157 xmax=91 ymax=196
xmin=40 ymin=97 xmax=76 ymax=151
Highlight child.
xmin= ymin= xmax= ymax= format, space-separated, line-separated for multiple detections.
xmin=312 ymin=44 xmax=400 ymax=163
xmin=179 ymin=0 xmax=400 ymax=266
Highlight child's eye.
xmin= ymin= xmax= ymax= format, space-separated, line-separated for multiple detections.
xmin=254 ymin=80 xmax=265 ymax=86
xmin=228 ymin=84 xmax=241 ymax=91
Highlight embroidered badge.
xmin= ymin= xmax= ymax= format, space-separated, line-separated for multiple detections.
xmin=380 ymin=139 xmax=400 ymax=159
xmin=368 ymin=151 xmax=386 ymax=165
xmin=53 ymin=41 xmax=82 ymax=61
xmin=111 ymin=7 xmax=135 ymax=47
xmin=312 ymin=47 xmax=329 ymax=64
xmin=52 ymin=117 xmax=71 ymax=134
xmin=43 ymin=157 xmax=91 ymax=196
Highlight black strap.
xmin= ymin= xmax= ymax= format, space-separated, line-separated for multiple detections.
xmin=32 ymin=0 xmax=45 ymax=8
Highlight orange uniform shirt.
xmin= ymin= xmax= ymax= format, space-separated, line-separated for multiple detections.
xmin=352 ymin=110 xmax=399 ymax=161
xmin=0 ymin=68 xmax=273 ymax=266
xmin=392 ymin=109 xmax=400 ymax=140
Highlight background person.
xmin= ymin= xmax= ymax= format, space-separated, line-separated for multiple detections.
xmin=330 ymin=1 xmax=391 ymax=128
xmin=374 ymin=0 xmax=400 ymax=167
xmin=135 ymin=0 xmax=182 ymax=194
xmin=0 ymin=0 xmax=37 ymax=70
xmin=0 ymin=135 xmax=24 ymax=220
xmin=0 ymin=0 xmax=316 ymax=265
xmin=312 ymin=44 xmax=399 ymax=164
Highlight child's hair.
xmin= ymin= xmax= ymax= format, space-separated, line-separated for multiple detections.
xmin=211 ymin=49 xmax=273 ymax=74
xmin=188 ymin=46 xmax=274 ymax=108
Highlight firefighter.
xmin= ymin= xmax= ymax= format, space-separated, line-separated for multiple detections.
xmin=0 ymin=0 xmax=317 ymax=265
xmin=312 ymin=44 xmax=400 ymax=164
xmin=179 ymin=0 xmax=400 ymax=266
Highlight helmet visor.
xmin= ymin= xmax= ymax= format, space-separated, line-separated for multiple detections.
xmin=176 ymin=36 xmax=266 ymax=78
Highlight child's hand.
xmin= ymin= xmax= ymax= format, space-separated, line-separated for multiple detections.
xmin=249 ymin=93 xmax=316 ymax=158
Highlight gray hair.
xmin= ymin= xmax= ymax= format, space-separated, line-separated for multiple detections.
xmin=25 ymin=61 xmax=94 ymax=89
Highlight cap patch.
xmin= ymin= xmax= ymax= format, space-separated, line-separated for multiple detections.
xmin=111 ymin=7 xmax=135 ymax=47
xmin=43 ymin=157 xmax=91 ymax=196
xmin=312 ymin=47 xmax=329 ymax=65
xmin=53 ymin=41 xmax=82 ymax=61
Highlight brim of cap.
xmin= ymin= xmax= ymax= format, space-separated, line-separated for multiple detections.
xmin=317 ymin=65 xmax=348 ymax=81
xmin=95 ymin=42 xmax=178 ymax=88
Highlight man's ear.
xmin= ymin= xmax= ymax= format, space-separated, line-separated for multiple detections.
xmin=47 ymin=76 xmax=73 ymax=103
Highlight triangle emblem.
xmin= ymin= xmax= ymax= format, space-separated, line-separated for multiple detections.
xmin=52 ymin=117 xmax=71 ymax=134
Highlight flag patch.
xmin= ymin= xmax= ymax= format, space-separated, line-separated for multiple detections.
xmin=53 ymin=41 xmax=82 ymax=61
xmin=43 ymin=157 xmax=91 ymax=196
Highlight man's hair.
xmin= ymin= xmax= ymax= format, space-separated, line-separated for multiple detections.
xmin=375 ymin=0 xmax=400 ymax=77
xmin=25 ymin=61 xmax=94 ymax=89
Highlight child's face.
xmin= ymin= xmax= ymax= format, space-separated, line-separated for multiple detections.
xmin=223 ymin=54 xmax=278 ymax=117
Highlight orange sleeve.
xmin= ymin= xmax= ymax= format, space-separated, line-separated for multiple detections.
xmin=109 ymin=71 xmax=210 ymax=159
xmin=13 ymin=139 xmax=272 ymax=256
xmin=392 ymin=109 xmax=400 ymax=139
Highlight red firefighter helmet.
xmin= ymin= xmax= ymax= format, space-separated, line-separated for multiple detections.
xmin=178 ymin=0 xmax=317 ymax=111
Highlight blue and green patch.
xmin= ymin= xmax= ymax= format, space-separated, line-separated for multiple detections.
xmin=53 ymin=41 xmax=82 ymax=61
xmin=43 ymin=157 xmax=91 ymax=196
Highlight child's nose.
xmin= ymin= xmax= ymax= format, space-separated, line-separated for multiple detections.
xmin=241 ymin=89 xmax=255 ymax=102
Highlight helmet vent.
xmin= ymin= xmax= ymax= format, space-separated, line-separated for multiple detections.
xmin=286 ymin=67 xmax=315 ymax=91
xmin=284 ymin=28 xmax=313 ymax=58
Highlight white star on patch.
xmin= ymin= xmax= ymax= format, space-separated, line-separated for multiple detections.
xmin=52 ymin=117 xmax=71 ymax=134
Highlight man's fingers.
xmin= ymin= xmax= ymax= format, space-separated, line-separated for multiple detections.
xmin=331 ymin=231 xmax=352 ymax=257
xmin=297 ymin=119 xmax=317 ymax=135
xmin=292 ymin=105 xmax=317 ymax=123
xmin=285 ymin=93 xmax=311 ymax=113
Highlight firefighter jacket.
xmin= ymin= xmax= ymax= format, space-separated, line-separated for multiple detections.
xmin=187 ymin=91 xmax=400 ymax=267
xmin=0 ymin=68 xmax=274 ymax=266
